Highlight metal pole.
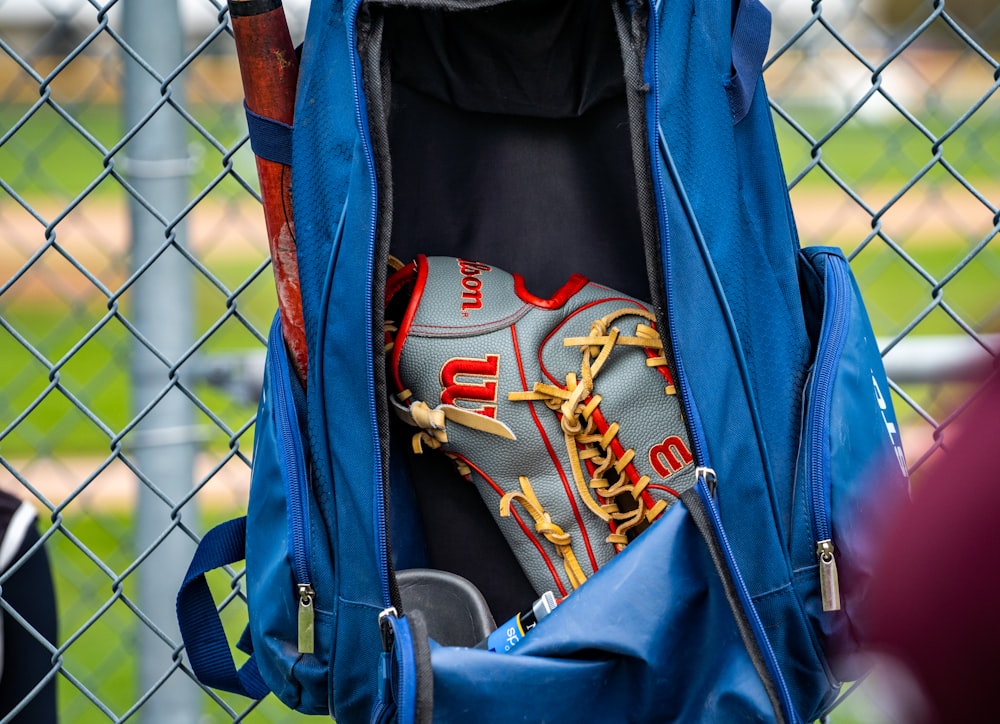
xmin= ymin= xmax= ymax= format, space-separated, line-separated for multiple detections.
xmin=121 ymin=2 xmax=199 ymax=722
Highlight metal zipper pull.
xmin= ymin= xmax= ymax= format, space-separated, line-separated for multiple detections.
xmin=378 ymin=606 xmax=398 ymax=652
xmin=696 ymin=466 xmax=718 ymax=499
xmin=374 ymin=607 xmax=399 ymax=712
xmin=817 ymin=540 xmax=841 ymax=612
xmin=297 ymin=583 xmax=316 ymax=653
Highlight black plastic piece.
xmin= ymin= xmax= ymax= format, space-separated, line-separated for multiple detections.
xmin=397 ymin=569 xmax=497 ymax=648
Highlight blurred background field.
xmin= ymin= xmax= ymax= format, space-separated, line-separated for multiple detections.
xmin=1 ymin=0 xmax=999 ymax=722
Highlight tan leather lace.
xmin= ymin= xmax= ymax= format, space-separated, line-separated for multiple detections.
xmin=500 ymin=476 xmax=588 ymax=590
xmin=383 ymin=320 xmax=399 ymax=353
xmin=509 ymin=307 xmax=672 ymax=550
xmin=393 ymin=395 xmax=515 ymax=454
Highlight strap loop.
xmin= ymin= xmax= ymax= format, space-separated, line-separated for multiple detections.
xmin=176 ymin=517 xmax=270 ymax=700
xmin=245 ymin=102 xmax=294 ymax=166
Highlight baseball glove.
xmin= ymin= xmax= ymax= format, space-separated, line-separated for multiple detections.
xmin=385 ymin=255 xmax=697 ymax=598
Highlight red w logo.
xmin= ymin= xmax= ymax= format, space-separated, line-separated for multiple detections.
xmin=649 ymin=435 xmax=693 ymax=478
xmin=440 ymin=355 xmax=500 ymax=418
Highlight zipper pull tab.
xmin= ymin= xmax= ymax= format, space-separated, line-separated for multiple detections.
xmin=375 ymin=607 xmax=399 ymax=709
xmin=297 ymin=583 xmax=316 ymax=653
xmin=696 ymin=466 xmax=718 ymax=499
xmin=817 ymin=540 xmax=841 ymax=612
xmin=378 ymin=606 xmax=398 ymax=652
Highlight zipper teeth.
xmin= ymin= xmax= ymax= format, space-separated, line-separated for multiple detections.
xmin=272 ymin=316 xmax=312 ymax=585
xmin=647 ymin=8 xmax=793 ymax=719
xmin=808 ymin=257 xmax=850 ymax=543
xmin=645 ymin=11 xmax=707 ymax=466
xmin=348 ymin=0 xmax=391 ymax=609
xmin=396 ymin=620 xmax=408 ymax=721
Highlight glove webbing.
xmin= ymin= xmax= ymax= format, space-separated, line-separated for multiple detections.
xmin=509 ymin=307 xmax=674 ymax=550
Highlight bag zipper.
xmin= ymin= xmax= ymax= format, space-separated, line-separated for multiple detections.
xmin=653 ymin=139 xmax=796 ymax=722
xmin=642 ymin=6 xmax=795 ymax=719
xmin=806 ymin=253 xmax=851 ymax=613
xmin=696 ymin=477 xmax=795 ymax=723
xmin=348 ymin=0 xmax=396 ymax=613
xmin=269 ymin=314 xmax=316 ymax=653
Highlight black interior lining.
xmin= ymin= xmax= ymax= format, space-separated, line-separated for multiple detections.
xmin=383 ymin=0 xmax=626 ymax=119
xmin=376 ymin=0 xmax=651 ymax=622
xmin=383 ymin=0 xmax=649 ymax=301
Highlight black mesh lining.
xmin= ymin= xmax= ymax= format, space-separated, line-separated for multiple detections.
xmin=610 ymin=0 xmax=667 ymax=320
xmin=405 ymin=609 xmax=435 ymax=724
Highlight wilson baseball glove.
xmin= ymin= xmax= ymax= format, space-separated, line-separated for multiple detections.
xmin=385 ymin=255 xmax=697 ymax=597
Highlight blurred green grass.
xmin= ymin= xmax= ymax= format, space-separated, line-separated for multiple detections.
xmin=1 ymin=103 xmax=255 ymax=203
xmin=4 ymin=100 xmax=1000 ymax=200
xmin=772 ymin=102 xmax=1000 ymax=192
xmin=0 ymin=256 xmax=276 ymax=458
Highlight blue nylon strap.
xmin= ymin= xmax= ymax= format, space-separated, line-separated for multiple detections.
xmin=175 ymin=516 xmax=270 ymax=700
xmin=726 ymin=0 xmax=772 ymax=123
xmin=244 ymin=102 xmax=294 ymax=167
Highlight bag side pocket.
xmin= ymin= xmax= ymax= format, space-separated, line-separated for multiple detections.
xmin=245 ymin=313 xmax=332 ymax=714
xmin=791 ymin=247 xmax=910 ymax=682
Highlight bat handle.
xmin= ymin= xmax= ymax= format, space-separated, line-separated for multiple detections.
xmin=228 ymin=0 xmax=309 ymax=383
xmin=229 ymin=0 xmax=298 ymax=123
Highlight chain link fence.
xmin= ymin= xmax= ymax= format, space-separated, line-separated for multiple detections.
xmin=0 ymin=0 xmax=996 ymax=721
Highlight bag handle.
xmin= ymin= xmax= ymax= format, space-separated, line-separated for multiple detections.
xmin=176 ymin=517 xmax=271 ymax=700
xmin=726 ymin=0 xmax=771 ymax=123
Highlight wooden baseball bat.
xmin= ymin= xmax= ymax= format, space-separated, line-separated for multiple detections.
xmin=228 ymin=0 xmax=308 ymax=383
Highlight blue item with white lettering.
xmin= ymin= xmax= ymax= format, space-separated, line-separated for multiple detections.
xmin=476 ymin=591 xmax=557 ymax=654
xmin=176 ymin=0 xmax=911 ymax=721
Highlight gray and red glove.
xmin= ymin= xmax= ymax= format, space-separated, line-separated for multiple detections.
xmin=386 ymin=255 xmax=697 ymax=598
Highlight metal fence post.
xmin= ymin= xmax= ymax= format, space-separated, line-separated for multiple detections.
xmin=121 ymin=2 xmax=200 ymax=722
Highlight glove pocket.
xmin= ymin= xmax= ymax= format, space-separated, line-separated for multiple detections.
xmin=245 ymin=313 xmax=333 ymax=714
xmin=790 ymin=248 xmax=910 ymax=679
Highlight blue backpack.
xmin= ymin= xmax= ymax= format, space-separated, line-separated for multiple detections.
xmin=177 ymin=0 xmax=911 ymax=721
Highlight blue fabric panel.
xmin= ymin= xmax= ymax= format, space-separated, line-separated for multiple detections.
xmin=333 ymin=599 xmax=387 ymax=724
xmin=650 ymin=0 xmax=814 ymax=594
xmin=314 ymin=151 xmax=382 ymax=604
xmin=390 ymin=614 xmax=419 ymax=724
xmin=318 ymin=153 xmax=388 ymax=720
xmin=291 ymin=16 xmax=358 ymax=709
xmin=429 ymin=502 xmax=776 ymax=722
xmin=292 ymin=0 xmax=358 ymax=356
xmin=649 ymin=0 xmax=817 ymax=717
xmin=650 ymin=0 xmax=796 ymax=604
xmin=293 ymin=2 xmax=386 ymax=718
xmin=730 ymin=92 xmax=811 ymax=543
xmin=725 ymin=0 xmax=771 ymax=123
xmin=752 ymin=583 xmax=837 ymax=721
